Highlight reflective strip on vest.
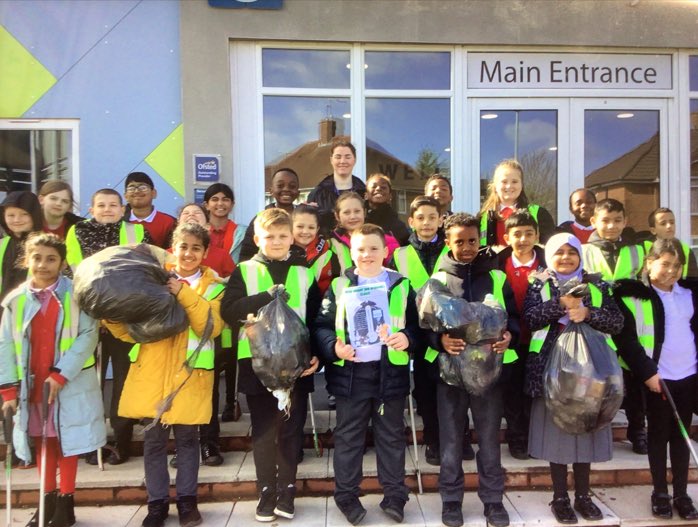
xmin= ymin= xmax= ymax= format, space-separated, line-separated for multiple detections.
xmin=621 ymin=296 xmax=655 ymax=358
xmin=0 ymin=237 xmax=10 ymax=297
xmin=393 ymin=245 xmax=449 ymax=291
xmin=310 ymin=250 xmax=333 ymax=283
xmin=66 ymin=222 xmax=145 ymax=270
xmin=12 ymin=290 xmax=92 ymax=380
xmin=479 ymin=204 xmax=540 ymax=247
xmin=332 ymin=277 xmax=410 ymax=367
xmin=236 ymin=261 xmax=311 ymax=360
xmin=583 ymin=244 xmax=644 ymax=282
xmin=330 ymin=238 xmax=353 ymax=275
xmin=129 ymin=282 xmax=225 ymax=369
xmin=220 ymin=327 xmax=233 ymax=348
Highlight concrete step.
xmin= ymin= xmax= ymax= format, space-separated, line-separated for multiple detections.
xmin=4 ymin=486 xmax=698 ymax=526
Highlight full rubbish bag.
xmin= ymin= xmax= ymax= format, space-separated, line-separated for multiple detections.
xmin=73 ymin=244 xmax=188 ymax=342
xmin=244 ymin=285 xmax=311 ymax=412
xmin=417 ymin=279 xmax=508 ymax=394
xmin=544 ymin=322 xmax=623 ymax=435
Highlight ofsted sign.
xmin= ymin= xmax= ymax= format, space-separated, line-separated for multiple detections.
xmin=467 ymin=53 xmax=672 ymax=90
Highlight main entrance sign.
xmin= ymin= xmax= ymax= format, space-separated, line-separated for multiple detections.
xmin=468 ymin=53 xmax=672 ymax=90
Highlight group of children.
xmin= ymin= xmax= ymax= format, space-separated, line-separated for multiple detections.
xmin=1 ymin=140 xmax=697 ymax=527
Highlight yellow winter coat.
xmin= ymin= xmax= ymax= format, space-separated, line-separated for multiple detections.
xmin=103 ymin=267 xmax=224 ymax=425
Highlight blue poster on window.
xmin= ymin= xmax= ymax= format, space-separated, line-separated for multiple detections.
xmin=208 ymin=0 xmax=283 ymax=9
xmin=193 ymin=155 xmax=221 ymax=183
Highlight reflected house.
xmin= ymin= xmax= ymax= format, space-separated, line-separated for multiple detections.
xmin=264 ymin=118 xmax=428 ymax=220
xmin=586 ymin=133 xmax=659 ymax=231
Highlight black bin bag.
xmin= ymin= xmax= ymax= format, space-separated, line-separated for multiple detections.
xmin=544 ymin=322 xmax=624 ymax=435
xmin=418 ymin=279 xmax=508 ymax=395
xmin=73 ymin=244 xmax=188 ymax=342
xmin=244 ymin=286 xmax=311 ymax=412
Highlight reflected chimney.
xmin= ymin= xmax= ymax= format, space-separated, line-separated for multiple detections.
xmin=319 ymin=119 xmax=337 ymax=145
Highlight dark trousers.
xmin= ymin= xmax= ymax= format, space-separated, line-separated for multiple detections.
xmin=623 ymin=368 xmax=647 ymax=441
xmin=101 ymin=331 xmax=136 ymax=449
xmin=224 ymin=348 xmax=238 ymax=407
xmin=413 ymin=356 xmax=439 ymax=446
xmin=333 ymin=396 xmax=408 ymax=503
xmin=503 ymin=359 xmax=530 ymax=445
xmin=646 ymin=374 xmax=697 ymax=497
xmin=438 ymin=381 xmax=504 ymax=504
xmin=247 ymin=388 xmax=307 ymax=490
xmin=143 ymin=421 xmax=199 ymax=502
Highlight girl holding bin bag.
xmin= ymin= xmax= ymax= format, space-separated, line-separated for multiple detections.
xmin=523 ymin=233 xmax=623 ymax=524
xmin=613 ymin=238 xmax=698 ymax=521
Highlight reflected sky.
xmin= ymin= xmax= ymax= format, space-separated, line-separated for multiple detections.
xmin=691 ymin=56 xmax=698 ymax=92
xmin=262 ymin=49 xmax=350 ymax=89
xmin=479 ymin=110 xmax=557 ymax=177
xmin=365 ymin=98 xmax=450 ymax=168
xmin=263 ymin=96 xmax=349 ymax=164
xmin=365 ymin=51 xmax=451 ymax=90
xmin=584 ymin=110 xmax=658 ymax=174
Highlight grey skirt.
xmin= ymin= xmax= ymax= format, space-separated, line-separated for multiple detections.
xmin=528 ymin=398 xmax=613 ymax=465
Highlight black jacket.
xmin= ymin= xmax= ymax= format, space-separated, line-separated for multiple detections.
xmin=220 ymin=252 xmax=322 ymax=395
xmin=401 ymin=231 xmax=446 ymax=277
xmin=312 ymin=268 xmax=421 ymax=401
xmin=613 ymin=278 xmax=698 ymax=382
xmin=427 ymin=248 xmax=521 ymax=363
xmin=307 ymin=175 xmax=366 ymax=233
xmin=366 ymin=204 xmax=410 ymax=245
xmin=481 ymin=204 xmax=555 ymax=246
xmin=523 ymin=272 xmax=623 ymax=398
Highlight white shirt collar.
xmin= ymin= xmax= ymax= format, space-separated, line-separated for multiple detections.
xmin=511 ymin=253 xmax=536 ymax=268
xmin=129 ymin=207 xmax=157 ymax=223
xmin=573 ymin=221 xmax=595 ymax=231
xmin=175 ymin=269 xmax=202 ymax=289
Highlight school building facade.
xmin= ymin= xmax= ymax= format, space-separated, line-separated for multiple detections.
xmin=1 ymin=0 xmax=698 ymax=242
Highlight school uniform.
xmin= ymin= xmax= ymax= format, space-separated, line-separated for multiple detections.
xmin=583 ymin=231 xmax=648 ymax=451
xmin=427 ymin=249 xmax=520 ymax=506
xmin=479 ymin=203 xmax=555 ymax=247
xmin=556 ymin=220 xmax=596 ymax=244
xmin=312 ymin=267 xmax=421 ymax=506
xmin=126 ymin=207 xmax=176 ymax=249
xmin=641 ymin=237 xmax=698 ymax=279
xmin=614 ymin=278 xmax=698 ymax=501
xmin=220 ymin=252 xmax=321 ymax=494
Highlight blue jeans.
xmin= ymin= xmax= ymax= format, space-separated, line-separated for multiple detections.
xmin=143 ymin=421 xmax=199 ymax=502
xmin=437 ymin=381 xmax=504 ymax=504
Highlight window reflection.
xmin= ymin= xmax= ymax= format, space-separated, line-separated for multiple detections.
xmin=262 ymin=49 xmax=350 ymax=89
xmin=263 ymin=96 xmax=350 ymax=202
xmin=584 ymin=110 xmax=659 ymax=233
xmin=365 ymin=51 xmax=451 ymax=90
xmin=690 ymin=56 xmax=698 ymax=92
xmin=365 ymin=98 xmax=450 ymax=221
xmin=690 ymin=100 xmax=698 ymax=247
xmin=479 ymin=110 xmax=558 ymax=222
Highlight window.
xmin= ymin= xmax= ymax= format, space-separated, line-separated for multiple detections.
xmin=0 ymin=120 xmax=79 ymax=201
xmin=259 ymin=46 xmax=453 ymax=220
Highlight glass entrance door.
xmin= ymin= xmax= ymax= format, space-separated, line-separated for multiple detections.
xmin=470 ymin=99 xmax=569 ymax=222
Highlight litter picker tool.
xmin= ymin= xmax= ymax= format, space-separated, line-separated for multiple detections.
xmin=659 ymin=378 xmax=698 ymax=467
xmin=38 ymin=383 xmax=50 ymax=527
xmin=307 ymin=393 xmax=323 ymax=457
xmin=3 ymin=405 xmax=14 ymax=527
xmin=407 ymin=393 xmax=423 ymax=494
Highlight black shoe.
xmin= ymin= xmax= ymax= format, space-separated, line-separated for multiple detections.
xmin=651 ymin=492 xmax=673 ymax=519
xmin=425 ymin=444 xmax=441 ymax=466
xmin=674 ymin=495 xmax=698 ymax=520
xmin=550 ymin=496 xmax=578 ymax=524
xmin=328 ymin=395 xmax=336 ymax=410
xmin=84 ymin=450 xmax=99 ymax=466
xmin=26 ymin=490 xmax=57 ymax=527
xmin=169 ymin=453 xmax=178 ymax=469
xmin=176 ymin=496 xmax=202 ymax=527
xmin=462 ymin=440 xmax=475 ymax=461
xmin=255 ymin=486 xmax=277 ymax=522
xmin=107 ymin=443 xmax=129 ymax=465
xmin=441 ymin=501 xmax=463 ymax=527
xmin=201 ymin=443 xmax=223 ymax=466
xmin=274 ymin=484 xmax=296 ymax=519
xmin=380 ymin=496 xmax=406 ymax=523
xmin=142 ymin=499 xmax=169 ymax=527
xmin=48 ymin=493 xmax=75 ymax=527
xmin=484 ymin=502 xmax=510 ymax=527
xmin=573 ymin=495 xmax=602 ymax=521
xmin=335 ymin=495 xmax=367 ymax=525
xmin=631 ymin=437 xmax=648 ymax=455
xmin=221 ymin=401 xmax=241 ymax=422
xmin=508 ymin=441 xmax=529 ymax=461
